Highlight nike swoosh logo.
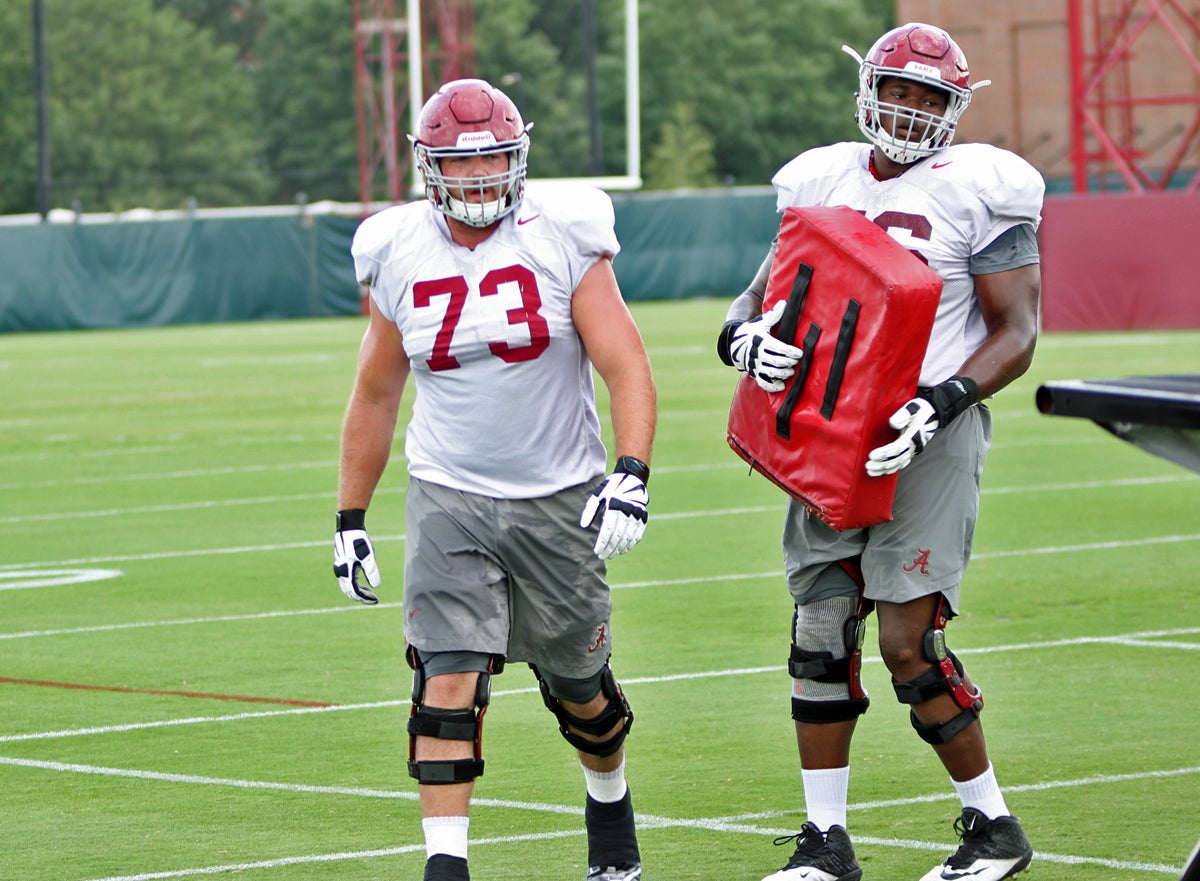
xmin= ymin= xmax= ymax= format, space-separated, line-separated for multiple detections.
xmin=932 ymin=161 xmax=953 ymax=169
xmin=517 ymin=215 xmax=540 ymax=225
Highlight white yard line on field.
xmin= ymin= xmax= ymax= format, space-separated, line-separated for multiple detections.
xmin=0 ymin=434 xmax=340 ymax=465
xmin=198 ymin=354 xmax=336 ymax=366
xmin=0 ymin=469 xmax=1193 ymax=525
xmin=3 ymin=627 xmax=1197 ymax=743
xmin=3 ymin=526 xmax=1200 ymax=607
xmin=0 ymin=491 xmax=340 ymax=524
xmin=3 ymin=567 xmax=1197 ymax=876
xmin=0 ymin=444 xmax=1189 ymax=494
xmin=1 ymin=753 xmax=1190 ymax=879
xmin=0 ymin=459 xmax=338 ymax=492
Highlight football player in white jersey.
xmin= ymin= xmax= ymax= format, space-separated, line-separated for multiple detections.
xmin=716 ymin=24 xmax=1043 ymax=881
xmin=334 ymin=79 xmax=656 ymax=881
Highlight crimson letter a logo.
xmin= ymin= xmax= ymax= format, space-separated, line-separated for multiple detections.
xmin=903 ymin=549 xmax=932 ymax=575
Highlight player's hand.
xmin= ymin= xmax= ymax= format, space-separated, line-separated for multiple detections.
xmin=333 ymin=509 xmax=380 ymax=604
xmin=865 ymin=398 xmax=939 ymax=476
xmin=726 ymin=301 xmax=804 ymax=392
xmin=865 ymin=377 xmax=979 ymax=477
xmin=579 ymin=457 xmax=650 ymax=560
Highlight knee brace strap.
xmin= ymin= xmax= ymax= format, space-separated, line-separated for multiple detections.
xmin=407 ymin=706 xmax=478 ymax=741
xmin=789 ymin=647 xmax=871 ymax=723
xmin=788 ymin=644 xmax=851 ymax=683
xmin=908 ymin=705 xmax=980 ymax=745
xmin=791 ymin=693 xmax=870 ymax=724
xmin=895 ymin=651 xmax=983 ymax=745
xmin=406 ymin=707 xmax=486 ymax=783
xmin=892 ymin=649 xmax=981 ymax=709
xmin=407 ymin=759 xmax=484 ymax=784
xmin=533 ymin=664 xmax=633 ymax=758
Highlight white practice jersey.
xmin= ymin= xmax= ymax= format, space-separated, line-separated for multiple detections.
xmin=352 ymin=182 xmax=619 ymax=499
xmin=772 ymin=142 xmax=1045 ymax=386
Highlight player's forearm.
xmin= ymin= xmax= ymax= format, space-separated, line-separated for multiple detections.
xmin=958 ymin=285 xmax=1039 ymax=399
xmin=337 ymin=397 xmax=400 ymax=510
xmin=958 ymin=325 xmax=1037 ymax=400
xmin=963 ymin=264 xmax=1040 ymax=398
xmin=725 ymin=289 xmax=765 ymax=325
xmin=724 ymin=241 xmax=776 ymax=324
xmin=606 ymin=370 xmax=657 ymax=466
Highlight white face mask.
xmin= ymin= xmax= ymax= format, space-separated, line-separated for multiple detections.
xmin=439 ymin=164 xmax=521 ymax=228
xmin=413 ymin=130 xmax=531 ymax=228
xmin=842 ymin=43 xmax=986 ymax=165
xmin=868 ymin=99 xmax=958 ymax=165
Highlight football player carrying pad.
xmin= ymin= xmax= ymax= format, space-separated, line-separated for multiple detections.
xmin=717 ymin=23 xmax=1043 ymax=881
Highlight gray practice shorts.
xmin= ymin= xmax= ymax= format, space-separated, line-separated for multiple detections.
xmin=782 ymin=403 xmax=992 ymax=615
xmin=403 ymin=475 xmax=613 ymax=680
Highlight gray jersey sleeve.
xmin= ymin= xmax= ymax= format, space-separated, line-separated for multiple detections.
xmin=969 ymin=223 xmax=1039 ymax=275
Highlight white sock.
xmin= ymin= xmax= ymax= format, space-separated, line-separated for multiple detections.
xmin=953 ymin=763 xmax=1010 ymax=819
xmin=582 ymin=759 xmax=629 ymax=803
xmin=801 ymin=766 xmax=849 ymax=832
xmin=422 ymin=816 xmax=469 ymax=860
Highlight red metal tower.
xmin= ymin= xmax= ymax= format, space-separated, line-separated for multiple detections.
xmin=354 ymin=0 xmax=476 ymax=209
xmin=1068 ymin=0 xmax=1200 ymax=192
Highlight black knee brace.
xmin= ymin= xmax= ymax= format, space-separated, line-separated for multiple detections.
xmin=532 ymin=662 xmax=633 ymax=757
xmin=405 ymin=646 xmax=504 ymax=784
xmin=789 ymin=560 xmax=874 ymax=724
xmin=891 ymin=596 xmax=984 ymax=744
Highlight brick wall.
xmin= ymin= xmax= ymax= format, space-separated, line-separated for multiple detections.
xmin=894 ymin=2 xmax=1200 ymax=188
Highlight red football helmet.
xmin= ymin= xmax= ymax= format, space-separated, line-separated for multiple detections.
xmin=844 ymin=23 xmax=984 ymax=164
xmin=410 ymin=78 xmax=531 ymax=227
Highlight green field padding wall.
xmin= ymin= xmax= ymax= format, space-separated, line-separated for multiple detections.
xmin=0 ymin=188 xmax=780 ymax=333
xmin=9 ymin=187 xmax=1196 ymax=334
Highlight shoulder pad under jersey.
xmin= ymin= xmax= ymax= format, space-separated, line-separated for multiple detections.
xmin=927 ymin=143 xmax=1045 ymax=226
xmin=772 ymin=143 xmax=868 ymax=212
xmin=520 ymin=181 xmax=619 ymax=260
xmin=350 ymin=202 xmax=433 ymax=287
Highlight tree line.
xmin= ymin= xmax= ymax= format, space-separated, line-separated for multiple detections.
xmin=0 ymin=0 xmax=892 ymax=215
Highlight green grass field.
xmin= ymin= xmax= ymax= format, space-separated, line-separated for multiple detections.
xmin=2 ymin=299 xmax=1198 ymax=881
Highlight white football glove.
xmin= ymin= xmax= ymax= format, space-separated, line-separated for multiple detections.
xmin=579 ymin=457 xmax=650 ymax=560
xmin=727 ymin=301 xmax=804 ymax=393
xmin=865 ymin=398 xmax=939 ymax=477
xmin=866 ymin=376 xmax=981 ymax=477
xmin=333 ymin=509 xmax=380 ymax=604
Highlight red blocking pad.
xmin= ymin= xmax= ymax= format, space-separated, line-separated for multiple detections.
xmin=727 ymin=205 xmax=943 ymax=530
